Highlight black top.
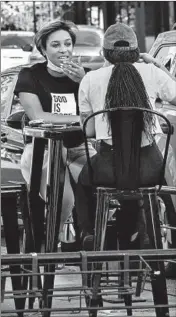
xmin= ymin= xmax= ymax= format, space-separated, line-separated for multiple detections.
xmin=15 ymin=62 xmax=90 ymax=114
xmin=15 ymin=62 xmax=90 ymax=147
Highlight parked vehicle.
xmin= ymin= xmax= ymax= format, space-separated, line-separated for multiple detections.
xmin=29 ymin=25 xmax=105 ymax=70
xmin=1 ymin=65 xmax=26 ymax=185
xmin=1 ymin=31 xmax=34 ymax=71
xmin=1 ymin=30 xmax=176 ymax=275
xmin=149 ymin=30 xmax=176 ymax=157
xmin=149 ymin=30 xmax=176 ymax=275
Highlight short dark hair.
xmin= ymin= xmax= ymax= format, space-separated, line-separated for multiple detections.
xmin=34 ymin=20 xmax=77 ymax=56
xmin=103 ymin=47 xmax=140 ymax=64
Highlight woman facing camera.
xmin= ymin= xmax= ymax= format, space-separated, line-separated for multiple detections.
xmin=14 ymin=20 xmax=96 ymax=241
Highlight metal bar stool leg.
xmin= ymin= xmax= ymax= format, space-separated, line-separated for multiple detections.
xmin=89 ymin=190 xmax=109 ymax=317
xmin=19 ymin=186 xmax=39 ymax=309
xmin=94 ymin=190 xmax=109 ymax=251
xmin=20 ymin=220 xmax=34 ymax=310
xmin=123 ymin=254 xmax=132 ymax=316
xmin=42 ymin=139 xmax=66 ymax=317
xmin=135 ymin=198 xmax=149 ymax=297
xmin=27 ymin=138 xmax=46 ymax=308
xmin=1 ymin=272 xmax=6 ymax=303
xmin=29 ymin=138 xmax=46 ymax=253
xmin=146 ymin=193 xmax=170 ymax=317
xmin=1 ymin=192 xmax=25 ymax=317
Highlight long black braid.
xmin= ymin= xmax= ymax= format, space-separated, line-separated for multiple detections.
xmin=103 ymin=48 xmax=156 ymax=141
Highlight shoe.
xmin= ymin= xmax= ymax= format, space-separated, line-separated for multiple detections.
xmin=83 ymin=235 xmax=94 ymax=251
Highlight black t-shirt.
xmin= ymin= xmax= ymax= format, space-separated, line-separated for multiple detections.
xmin=15 ymin=62 xmax=90 ymax=147
xmin=14 ymin=62 xmax=90 ymax=114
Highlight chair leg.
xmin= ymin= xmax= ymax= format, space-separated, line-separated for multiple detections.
xmin=145 ymin=193 xmax=170 ymax=317
xmin=42 ymin=264 xmax=56 ymax=317
xmin=20 ymin=209 xmax=42 ymax=309
xmin=124 ymin=294 xmax=133 ymax=316
xmin=135 ymin=261 xmax=148 ymax=297
xmin=123 ymin=255 xmax=133 ymax=316
xmin=1 ymin=275 xmax=6 ymax=303
xmin=135 ymin=199 xmax=149 ymax=297
xmin=117 ymin=204 xmax=134 ymax=315
xmin=89 ymin=190 xmax=110 ymax=315
xmin=94 ymin=190 xmax=109 ymax=251
xmin=89 ymin=269 xmax=102 ymax=317
xmin=42 ymin=139 xmax=66 ymax=317
xmin=1 ymin=195 xmax=25 ymax=316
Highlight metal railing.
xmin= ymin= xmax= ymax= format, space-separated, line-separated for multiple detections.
xmin=1 ymin=249 xmax=176 ymax=316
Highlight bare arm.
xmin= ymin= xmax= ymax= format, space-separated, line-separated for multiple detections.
xmin=139 ymin=53 xmax=176 ymax=81
xmin=139 ymin=53 xmax=176 ymax=105
xmin=19 ymin=92 xmax=79 ymax=124
xmin=80 ymin=111 xmax=95 ymax=138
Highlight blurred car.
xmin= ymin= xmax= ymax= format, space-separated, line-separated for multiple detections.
xmin=1 ymin=30 xmax=176 ymax=275
xmin=1 ymin=65 xmax=26 ymax=185
xmin=149 ymin=30 xmax=176 ymax=158
xmin=149 ymin=30 xmax=176 ymax=274
xmin=29 ymin=25 xmax=105 ymax=70
xmin=1 ymin=147 xmax=24 ymax=186
xmin=1 ymin=31 xmax=34 ymax=71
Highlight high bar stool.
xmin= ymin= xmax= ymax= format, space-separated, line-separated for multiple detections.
xmin=82 ymin=107 xmax=173 ymax=317
xmin=1 ymin=182 xmax=36 ymax=317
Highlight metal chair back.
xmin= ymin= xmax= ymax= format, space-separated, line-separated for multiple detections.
xmin=82 ymin=107 xmax=173 ymax=191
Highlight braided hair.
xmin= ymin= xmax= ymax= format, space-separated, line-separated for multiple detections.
xmin=103 ymin=48 xmax=156 ymax=141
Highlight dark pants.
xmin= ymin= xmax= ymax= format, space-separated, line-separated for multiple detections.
xmin=75 ymin=141 xmax=164 ymax=240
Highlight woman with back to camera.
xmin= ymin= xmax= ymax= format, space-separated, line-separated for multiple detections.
xmin=14 ymin=20 xmax=96 ymax=242
xmin=76 ymin=22 xmax=176 ymax=247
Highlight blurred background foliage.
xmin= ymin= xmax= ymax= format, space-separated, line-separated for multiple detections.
xmin=1 ymin=1 xmax=176 ymax=43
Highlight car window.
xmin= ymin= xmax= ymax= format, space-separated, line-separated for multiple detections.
xmin=155 ymin=45 xmax=176 ymax=73
xmin=11 ymin=95 xmax=24 ymax=114
xmin=1 ymin=74 xmax=17 ymax=117
xmin=1 ymin=35 xmax=34 ymax=49
xmin=75 ymin=31 xmax=102 ymax=46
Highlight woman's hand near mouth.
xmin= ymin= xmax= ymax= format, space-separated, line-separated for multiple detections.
xmin=60 ymin=57 xmax=85 ymax=83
